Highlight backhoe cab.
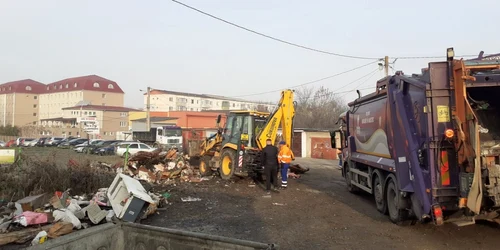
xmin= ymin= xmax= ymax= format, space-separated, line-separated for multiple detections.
xmin=198 ymin=90 xmax=295 ymax=180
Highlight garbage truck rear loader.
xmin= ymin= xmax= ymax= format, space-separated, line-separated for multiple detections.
xmin=332 ymin=48 xmax=500 ymax=225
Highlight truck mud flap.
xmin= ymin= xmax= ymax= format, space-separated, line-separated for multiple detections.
xmin=28 ymin=222 xmax=278 ymax=250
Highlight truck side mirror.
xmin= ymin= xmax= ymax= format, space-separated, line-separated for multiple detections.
xmin=330 ymin=131 xmax=342 ymax=149
xmin=216 ymin=115 xmax=221 ymax=124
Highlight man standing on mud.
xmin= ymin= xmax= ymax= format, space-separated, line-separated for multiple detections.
xmin=278 ymin=141 xmax=294 ymax=188
xmin=261 ymin=138 xmax=279 ymax=195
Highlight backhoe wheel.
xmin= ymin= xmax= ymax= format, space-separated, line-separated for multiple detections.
xmin=219 ymin=149 xmax=236 ymax=180
xmin=199 ymin=157 xmax=213 ymax=176
xmin=344 ymin=163 xmax=359 ymax=193
xmin=386 ymin=177 xmax=410 ymax=225
xmin=373 ymin=170 xmax=388 ymax=215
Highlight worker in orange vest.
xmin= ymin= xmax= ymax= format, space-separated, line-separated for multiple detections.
xmin=278 ymin=141 xmax=294 ymax=188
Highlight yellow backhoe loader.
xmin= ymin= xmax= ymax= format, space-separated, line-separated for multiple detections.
xmin=198 ymin=89 xmax=295 ymax=179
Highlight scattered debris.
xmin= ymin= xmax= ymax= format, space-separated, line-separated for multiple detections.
xmin=181 ymin=197 xmax=202 ymax=202
xmin=272 ymin=203 xmax=285 ymax=206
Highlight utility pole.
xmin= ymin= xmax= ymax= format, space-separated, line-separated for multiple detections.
xmin=384 ymin=56 xmax=389 ymax=77
xmin=146 ymin=87 xmax=151 ymax=130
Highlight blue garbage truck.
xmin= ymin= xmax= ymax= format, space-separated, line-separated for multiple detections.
xmin=331 ymin=48 xmax=500 ymax=225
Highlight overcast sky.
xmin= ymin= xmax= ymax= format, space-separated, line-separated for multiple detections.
xmin=1 ymin=0 xmax=498 ymax=109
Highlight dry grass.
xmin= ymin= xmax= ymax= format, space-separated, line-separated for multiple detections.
xmin=0 ymin=150 xmax=116 ymax=201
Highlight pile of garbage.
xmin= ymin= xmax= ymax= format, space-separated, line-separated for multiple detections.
xmin=119 ymin=148 xmax=210 ymax=184
xmin=0 ymin=173 xmax=166 ymax=247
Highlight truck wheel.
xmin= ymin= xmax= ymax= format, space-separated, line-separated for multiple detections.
xmin=199 ymin=157 xmax=213 ymax=176
xmin=373 ymin=170 xmax=388 ymax=215
xmin=344 ymin=163 xmax=359 ymax=193
xmin=386 ymin=178 xmax=410 ymax=225
xmin=219 ymin=149 xmax=236 ymax=180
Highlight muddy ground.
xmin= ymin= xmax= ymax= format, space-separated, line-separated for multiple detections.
xmin=143 ymin=158 xmax=500 ymax=250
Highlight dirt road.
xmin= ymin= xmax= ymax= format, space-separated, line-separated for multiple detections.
xmin=143 ymin=158 xmax=500 ymax=250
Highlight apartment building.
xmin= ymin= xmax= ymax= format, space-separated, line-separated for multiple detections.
xmin=0 ymin=79 xmax=45 ymax=127
xmin=39 ymin=75 xmax=124 ymax=120
xmin=146 ymin=90 xmax=276 ymax=113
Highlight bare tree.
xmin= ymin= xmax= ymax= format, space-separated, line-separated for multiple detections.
xmin=294 ymin=86 xmax=347 ymax=129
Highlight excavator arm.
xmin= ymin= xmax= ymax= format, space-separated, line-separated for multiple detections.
xmin=256 ymin=89 xmax=296 ymax=153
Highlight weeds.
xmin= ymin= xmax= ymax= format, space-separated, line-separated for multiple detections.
xmin=0 ymin=150 xmax=115 ymax=201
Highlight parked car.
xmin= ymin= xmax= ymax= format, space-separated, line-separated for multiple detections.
xmin=58 ymin=138 xmax=88 ymax=149
xmin=16 ymin=138 xmax=27 ymax=146
xmin=74 ymin=139 xmax=104 ymax=153
xmin=94 ymin=141 xmax=123 ymax=156
xmin=0 ymin=141 xmax=6 ymax=147
xmin=90 ymin=140 xmax=122 ymax=154
xmin=36 ymin=137 xmax=49 ymax=147
xmin=6 ymin=140 xmax=16 ymax=147
xmin=21 ymin=138 xmax=37 ymax=147
xmin=45 ymin=137 xmax=65 ymax=146
xmin=115 ymin=142 xmax=156 ymax=157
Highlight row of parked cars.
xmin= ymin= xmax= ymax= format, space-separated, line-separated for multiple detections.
xmin=0 ymin=137 xmax=157 ymax=157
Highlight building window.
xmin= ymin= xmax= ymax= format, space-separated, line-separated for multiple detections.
xmin=68 ymin=132 xmax=72 ymax=136
xmin=46 ymin=86 xmax=49 ymax=90
xmin=33 ymin=104 xmax=37 ymax=108
xmin=102 ymin=93 xmax=106 ymax=98
xmin=191 ymin=99 xmax=194 ymax=104
xmin=120 ymin=112 xmax=127 ymax=117
xmin=108 ymin=84 xmax=114 ymax=89
xmin=93 ymin=82 xmax=100 ymax=88
xmin=53 ymin=85 xmax=56 ymax=90
xmin=190 ymin=108 xmax=193 ymax=111
xmin=59 ymin=85 xmax=62 ymax=89
xmin=169 ymin=106 xmax=173 ymax=111
xmin=8 ymin=87 xmax=11 ymax=90
xmin=65 ymin=83 xmax=69 ymax=88
xmin=169 ymin=97 xmax=173 ymax=101
xmin=232 ymin=103 xmax=235 ymax=107
xmin=34 ymin=96 xmax=37 ymax=100
xmin=120 ymin=121 xmax=127 ymax=127
xmin=74 ymin=82 xmax=78 ymax=87
xmin=84 ymin=111 xmax=88 ymax=115
xmin=33 ymin=113 xmax=37 ymax=116
xmin=25 ymin=86 xmax=32 ymax=91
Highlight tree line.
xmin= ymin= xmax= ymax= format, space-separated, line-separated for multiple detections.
xmin=294 ymin=86 xmax=348 ymax=129
xmin=0 ymin=125 xmax=20 ymax=136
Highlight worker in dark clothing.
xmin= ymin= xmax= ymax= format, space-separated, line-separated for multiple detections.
xmin=261 ymin=138 xmax=279 ymax=195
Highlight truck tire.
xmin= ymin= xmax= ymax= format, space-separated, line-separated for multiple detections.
xmin=386 ymin=177 xmax=410 ymax=225
xmin=372 ymin=170 xmax=388 ymax=215
xmin=219 ymin=149 xmax=236 ymax=180
xmin=344 ymin=163 xmax=360 ymax=193
xmin=199 ymin=157 xmax=213 ymax=176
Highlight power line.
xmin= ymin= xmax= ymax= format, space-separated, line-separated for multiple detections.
xmin=297 ymin=70 xmax=379 ymax=102
xmin=171 ymin=0 xmax=483 ymax=60
xmin=338 ymin=70 xmax=379 ymax=99
xmin=171 ymin=0 xmax=380 ymax=60
xmin=229 ymin=60 xmax=380 ymax=98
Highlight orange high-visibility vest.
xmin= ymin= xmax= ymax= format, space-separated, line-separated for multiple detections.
xmin=278 ymin=145 xmax=294 ymax=164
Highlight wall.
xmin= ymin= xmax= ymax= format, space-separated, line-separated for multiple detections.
xmin=100 ymin=111 xmax=129 ymax=140
xmin=13 ymin=93 xmax=39 ymax=126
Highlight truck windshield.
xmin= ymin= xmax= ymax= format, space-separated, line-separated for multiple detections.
xmin=164 ymin=129 xmax=182 ymax=137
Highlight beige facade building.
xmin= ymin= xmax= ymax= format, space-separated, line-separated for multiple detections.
xmin=38 ymin=75 xmax=124 ymax=120
xmin=0 ymin=79 xmax=45 ymax=127
xmin=50 ymin=105 xmax=138 ymax=140
xmin=0 ymin=75 xmax=129 ymax=138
